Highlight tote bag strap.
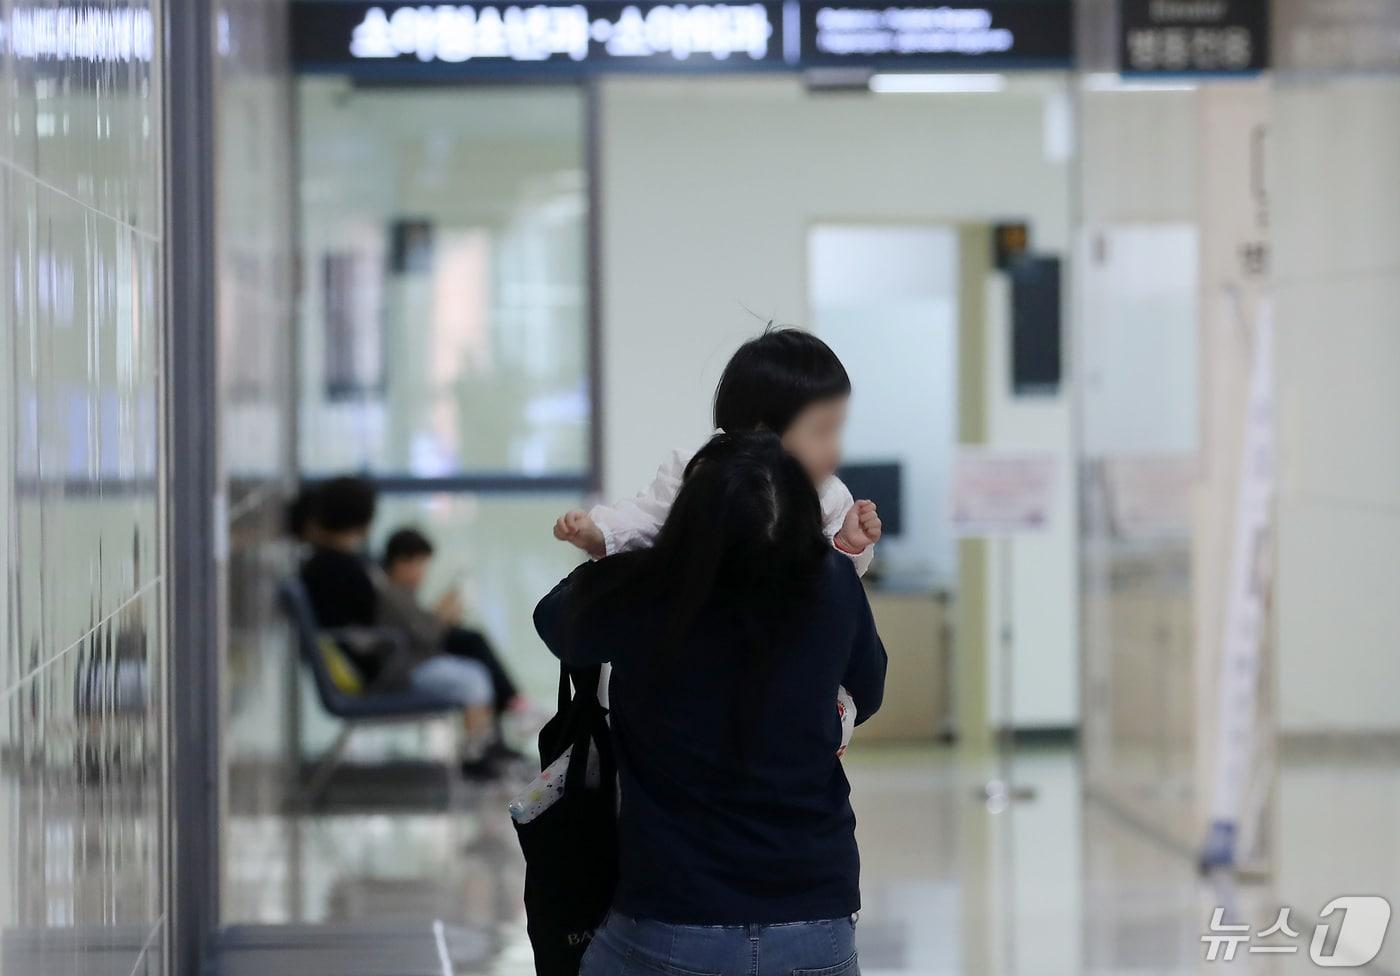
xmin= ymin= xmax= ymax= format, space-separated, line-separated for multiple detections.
xmin=555 ymin=665 xmax=573 ymax=716
xmin=562 ymin=667 xmax=614 ymax=798
xmin=549 ymin=663 xmax=600 ymax=753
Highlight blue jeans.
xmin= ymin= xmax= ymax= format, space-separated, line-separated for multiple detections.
xmin=581 ymin=911 xmax=859 ymax=976
xmin=406 ymin=655 xmax=493 ymax=707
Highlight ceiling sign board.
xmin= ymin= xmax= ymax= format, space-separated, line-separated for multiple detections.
xmin=801 ymin=2 xmax=1073 ymax=69
xmin=1120 ymin=0 xmax=1268 ymax=74
xmin=291 ymin=0 xmax=1073 ymax=77
xmin=292 ymin=1 xmax=789 ymax=74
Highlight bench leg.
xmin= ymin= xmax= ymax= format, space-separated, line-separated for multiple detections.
xmin=444 ymin=715 xmax=464 ymax=806
xmin=305 ymin=725 xmax=353 ymax=803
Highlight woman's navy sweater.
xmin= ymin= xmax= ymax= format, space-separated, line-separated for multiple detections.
xmin=533 ymin=550 xmax=887 ymax=925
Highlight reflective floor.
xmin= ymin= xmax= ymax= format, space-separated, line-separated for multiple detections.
xmin=217 ymin=744 xmax=1400 ymax=976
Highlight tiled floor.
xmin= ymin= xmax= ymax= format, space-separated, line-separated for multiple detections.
xmin=220 ymin=745 xmax=1399 ymax=975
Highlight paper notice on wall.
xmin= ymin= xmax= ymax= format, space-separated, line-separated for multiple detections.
xmin=949 ymin=449 xmax=1058 ymax=537
xmin=1201 ymin=299 xmax=1275 ymax=871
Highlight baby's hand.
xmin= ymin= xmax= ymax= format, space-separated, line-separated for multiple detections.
xmin=553 ymin=509 xmax=607 ymax=559
xmin=835 ymin=500 xmax=882 ymax=554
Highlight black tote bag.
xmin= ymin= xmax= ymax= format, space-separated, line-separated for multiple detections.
xmin=514 ymin=664 xmax=618 ymax=976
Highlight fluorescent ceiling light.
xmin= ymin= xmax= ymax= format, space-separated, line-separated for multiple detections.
xmin=1083 ymin=71 xmax=1198 ymax=93
xmin=869 ymin=73 xmax=1007 ymax=94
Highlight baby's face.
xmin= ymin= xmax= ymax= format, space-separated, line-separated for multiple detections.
xmin=781 ymin=396 xmax=848 ymax=484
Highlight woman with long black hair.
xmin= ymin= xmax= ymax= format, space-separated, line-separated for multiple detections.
xmin=533 ymin=430 xmax=887 ymax=976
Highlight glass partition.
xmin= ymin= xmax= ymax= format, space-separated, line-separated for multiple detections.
xmin=297 ymin=79 xmax=592 ymax=484
xmin=291 ymin=77 xmax=592 ymax=729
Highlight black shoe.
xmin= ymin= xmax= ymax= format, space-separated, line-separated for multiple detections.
xmin=460 ymin=755 xmax=502 ymax=781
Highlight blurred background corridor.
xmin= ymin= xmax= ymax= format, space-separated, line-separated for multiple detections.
xmin=1 ymin=0 xmax=1398 ymax=973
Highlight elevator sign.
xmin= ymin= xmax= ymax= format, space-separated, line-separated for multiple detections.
xmin=1120 ymin=0 xmax=1268 ymax=74
xmin=292 ymin=1 xmax=1074 ymax=76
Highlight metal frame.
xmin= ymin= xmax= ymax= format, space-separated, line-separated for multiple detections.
xmin=585 ymin=77 xmax=605 ymax=496
xmin=300 ymin=713 xmax=463 ymax=805
xmin=280 ymin=585 xmax=470 ymax=806
xmin=162 ymin=0 xmax=222 ymax=972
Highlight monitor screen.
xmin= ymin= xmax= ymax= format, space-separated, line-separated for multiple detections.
xmin=836 ymin=463 xmax=902 ymax=537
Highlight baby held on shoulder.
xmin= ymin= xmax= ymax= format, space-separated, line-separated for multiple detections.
xmin=550 ymin=327 xmax=883 ymax=754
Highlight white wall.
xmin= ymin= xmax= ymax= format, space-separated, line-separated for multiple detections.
xmin=809 ymin=225 xmax=959 ymax=587
xmin=598 ymin=74 xmax=1078 ymax=728
xmin=983 ymin=277 xmax=1081 ymax=729
xmin=1272 ymin=76 xmax=1400 ymax=734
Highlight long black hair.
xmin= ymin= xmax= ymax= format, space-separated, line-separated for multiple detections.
xmin=712 ymin=327 xmax=851 ymax=435
xmin=566 ymin=430 xmax=831 ymax=666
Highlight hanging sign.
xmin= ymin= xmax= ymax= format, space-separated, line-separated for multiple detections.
xmin=1200 ymin=300 xmax=1275 ymax=871
xmin=1120 ymin=0 xmax=1269 ymax=74
xmin=802 ymin=2 xmax=1073 ymax=70
xmin=292 ymin=1 xmax=786 ymax=73
xmin=291 ymin=0 xmax=1074 ymax=77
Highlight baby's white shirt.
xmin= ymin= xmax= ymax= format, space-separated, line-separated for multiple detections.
xmin=588 ymin=440 xmax=875 ymax=577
